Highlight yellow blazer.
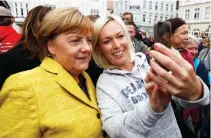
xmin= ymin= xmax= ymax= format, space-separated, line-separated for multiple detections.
xmin=0 ymin=57 xmax=103 ymax=138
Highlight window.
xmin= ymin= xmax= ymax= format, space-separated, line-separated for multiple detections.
xmin=154 ymin=15 xmax=157 ymax=23
xmin=20 ymin=2 xmax=23 ymax=16
xmin=192 ymin=28 xmax=200 ymax=37
xmin=149 ymin=15 xmax=152 ymax=23
xmin=194 ymin=8 xmax=200 ymax=20
xmin=45 ymin=4 xmax=56 ymax=9
xmin=143 ymin=0 xmax=146 ymax=9
xmin=143 ymin=14 xmax=146 ymax=22
xmin=160 ymin=15 xmax=163 ymax=21
xmin=171 ymin=15 xmax=173 ymax=18
xmin=161 ymin=3 xmax=163 ymax=11
xmin=149 ymin=1 xmax=152 ymax=9
xmin=125 ymin=1 xmax=127 ymax=9
xmin=26 ymin=3 xmax=28 ymax=13
xmin=130 ymin=5 xmax=140 ymax=10
xmin=185 ymin=9 xmax=190 ymax=20
xmin=134 ymin=13 xmax=140 ymax=23
xmin=15 ymin=2 xmax=18 ymax=16
xmin=205 ymin=7 xmax=210 ymax=19
xmin=155 ymin=2 xmax=158 ymax=10
xmin=166 ymin=4 xmax=168 ymax=11
xmin=171 ymin=5 xmax=173 ymax=12
xmin=165 ymin=15 xmax=168 ymax=20
xmin=176 ymin=1 xmax=179 ymax=10
xmin=91 ymin=9 xmax=99 ymax=15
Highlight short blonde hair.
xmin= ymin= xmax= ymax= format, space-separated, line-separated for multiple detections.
xmin=38 ymin=8 xmax=93 ymax=60
xmin=92 ymin=14 xmax=134 ymax=69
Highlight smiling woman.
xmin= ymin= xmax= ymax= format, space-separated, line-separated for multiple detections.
xmin=0 ymin=8 xmax=104 ymax=138
xmin=91 ymin=15 xmax=209 ymax=138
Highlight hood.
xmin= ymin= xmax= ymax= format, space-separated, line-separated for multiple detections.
xmin=0 ymin=26 xmax=17 ymax=41
xmin=103 ymin=52 xmax=149 ymax=75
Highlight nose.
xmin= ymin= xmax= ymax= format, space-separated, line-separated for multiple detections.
xmin=81 ymin=39 xmax=92 ymax=52
xmin=113 ymin=39 xmax=121 ymax=48
xmin=184 ymin=34 xmax=189 ymax=40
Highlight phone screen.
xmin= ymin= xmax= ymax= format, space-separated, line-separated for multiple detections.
xmin=149 ymin=21 xmax=172 ymax=71
xmin=153 ymin=21 xmax=172 ymax=49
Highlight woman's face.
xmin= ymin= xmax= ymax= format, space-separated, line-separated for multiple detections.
xmin=203 ymin=38 xmax=210 ymax=48
xmin=185 ymin=42 xmax=198 ymax=59
xmin=98 ymin=20 xmax=131 ymax=69
xmin=47 ymin=32 xmax=92 ymax=75
xmin=170 ymin=24 xmax=189 ymax=48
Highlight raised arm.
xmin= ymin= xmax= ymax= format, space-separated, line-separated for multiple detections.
xmin=147 ymin=43 xmax=209 ymax=108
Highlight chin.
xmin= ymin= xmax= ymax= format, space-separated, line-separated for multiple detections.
xmin=79 ymin=65 xmax=89 ymax=71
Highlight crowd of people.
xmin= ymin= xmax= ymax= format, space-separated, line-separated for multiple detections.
xmin=0 ymin=6 xmax=210 ymax=138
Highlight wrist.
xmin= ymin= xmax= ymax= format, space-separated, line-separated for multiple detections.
xmin=187 ymin=78 xmax=203 ymax=101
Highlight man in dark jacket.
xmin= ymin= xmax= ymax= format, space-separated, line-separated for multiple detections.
xmin=0 ymin=6 xmax=21 ymax=54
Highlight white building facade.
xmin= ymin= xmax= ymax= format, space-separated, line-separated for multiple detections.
xmin=113 ymin=0 xmax=177 ymax=36
xmin=178 ymin=0 xmax=211 ymax=37
xmin=6 ymin=0 xmax=107 ymax=25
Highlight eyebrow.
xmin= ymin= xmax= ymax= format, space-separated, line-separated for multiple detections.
xmin=100 ymin=31 xmax=123 ymax=40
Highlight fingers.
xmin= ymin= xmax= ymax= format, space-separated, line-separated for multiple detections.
xmin=147 ymin=67 xmax=184 ymax=96
xmin=153 ymin=43 xmax=183 ymax=63
xmin=150 ymin=58 xmax=174 ymax=82
xmin=149 ymin=50 xmax=185 ymax=76
xmin=145 ymin=81 xmax=155 ymax=95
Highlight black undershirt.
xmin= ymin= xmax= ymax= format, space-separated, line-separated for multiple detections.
xmin=78 ymin=75 xmax=90 ymax=100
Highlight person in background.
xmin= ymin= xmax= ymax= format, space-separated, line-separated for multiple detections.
xmin=0 ymin=6 xmax=21 ymax=54
xmin=184 ymin=34 xmax=210 ymax=138
xmin=198 ymin=38 xmax=204 ymax=54
xmin=166 ymin=18 xmax=193 ymax=66
xmin=125 ymin=21 xmax=148 ymax=54
xmin=148 ymin=35 xmax=155 ymax=48
xmin=122 ymin=12 xmax=142 ymax=41
xmin=140 ymin=31 xmax=151 ymax=47
xmin=91 ymin=14 xmax=209 ymax=138
xmin=200 ymin=31 xmax=207 ymax=39
xmin=0 ymin=6 xmax=52 ymax=90
xmin=185 ymin=34 xmax=210 ymax=88
xmin=199 ymin=37 xmax=210 ymax=72
xmin=0 ymin=8 xmax=103 ymax=137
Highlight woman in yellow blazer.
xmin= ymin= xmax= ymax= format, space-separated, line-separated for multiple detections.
xmin=0 ymin=8 xmax=103 ymax=138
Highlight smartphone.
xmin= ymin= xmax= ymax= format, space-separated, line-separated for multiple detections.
xmin=153 ymin=21 xmax=172 ymax=49
xmin=148 ymin=21 xmax=172 ymax=71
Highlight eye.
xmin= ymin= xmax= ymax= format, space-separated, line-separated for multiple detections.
xmin=103 ymin=40 xmax=111 ymax=45
xmin=69 ymin=39 xmax=82 ymax=45
xmin=118 ymin=35 xmax=124 ymax=39
xmin=87 ymin=39 xmax=92 ymax=44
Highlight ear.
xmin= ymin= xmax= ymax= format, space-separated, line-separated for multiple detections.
xmin=10 ymin=17 xmax=14 ymax=24
xmin=47 ymin=40 xmax=56 ymax=56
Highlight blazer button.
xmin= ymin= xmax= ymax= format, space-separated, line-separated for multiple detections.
xmin=97 ymin=113 xmax=100 ymax=119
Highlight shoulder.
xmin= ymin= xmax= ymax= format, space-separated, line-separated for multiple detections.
xmin=2 ymin=67 xmax=43 ymax=90
xmin=197 ymin=61 xmax=209 ymax=72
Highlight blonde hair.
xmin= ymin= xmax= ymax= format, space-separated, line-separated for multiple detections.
xmin=38 ymin=8 xmax=93 ymax=60
xmin=92 ymin=14 xmax=134 ymax=69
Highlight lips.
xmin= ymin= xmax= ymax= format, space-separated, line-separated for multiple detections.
xmin=77 ymin=55 xmax=90 ymax=59
xmin=113 ymin=50 xmax=124 ymax=56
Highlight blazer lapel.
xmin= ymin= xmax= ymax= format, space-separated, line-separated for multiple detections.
xmin=41 ymin=57 xmax=99 ymax=111
xmin=82 ymin=72 xmax=98 ymax=106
